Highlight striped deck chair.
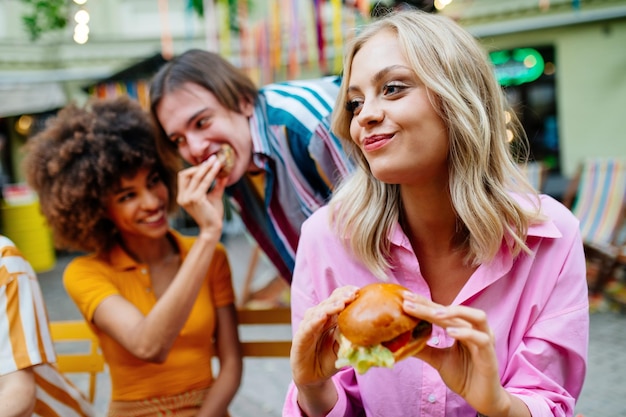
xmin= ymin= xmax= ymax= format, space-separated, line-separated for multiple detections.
xmin=566 ymin=158 xmax=626 ymax=294
xmin=517 ymin=161 xmax=548 ymax=192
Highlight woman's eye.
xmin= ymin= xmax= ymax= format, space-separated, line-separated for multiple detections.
xmin=345 ymin=99 xmax=363 ymax=114
xmin=117 ymin=192 xmax=134 ymax=203
xmin=148 ymin=173 xmax=162 ymax=187
xmin=382 ymin=83 xmax=405 ymax=96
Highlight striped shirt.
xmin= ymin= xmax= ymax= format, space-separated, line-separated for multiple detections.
xmin=228 ymin=76 xmax=354 ymax=283
xmin=0 ymin=235 xmax=93 ymax=416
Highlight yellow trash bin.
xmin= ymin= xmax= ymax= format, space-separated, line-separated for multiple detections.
xmin=1 ymin=199 xmax=56 ymax=273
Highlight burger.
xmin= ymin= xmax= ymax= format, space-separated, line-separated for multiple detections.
xmin=207 ymin=145 xmax=235 ymax=193
xmin=216 ymin=144 xmax=235 ymax=178
xmin=335 ymin=282 xmax=432 ymax=374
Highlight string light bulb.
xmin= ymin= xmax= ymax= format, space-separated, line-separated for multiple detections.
xmin=434 ymin=0 xmax=453 ymax=11
xmin=72 ymin=2 xmax=90 ymax=45
xmin=74 ymin=9 xmax=90 ymax=25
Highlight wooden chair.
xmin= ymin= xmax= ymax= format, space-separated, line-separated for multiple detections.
xmin=562 ymin=158 xmax=626 ymax=295
xmin=236 ymin=307 xmax=292 ymax=357
xmin=49 ymin=320 xmax=105 ymax=403
xmin=49 ymin=308 xmax=292 ymax=401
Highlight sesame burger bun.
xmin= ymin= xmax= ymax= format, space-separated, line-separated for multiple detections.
xmin=337 ymin=282 xmax=432 ymax=362
xmin=216 ymin=144 xmax=235 ymax=178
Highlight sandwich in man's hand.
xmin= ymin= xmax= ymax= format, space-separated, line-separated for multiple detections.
xmin=335 ymin=282 xmax=432 ymax=374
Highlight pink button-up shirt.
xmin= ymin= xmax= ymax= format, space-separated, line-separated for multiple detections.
xmin=284 ymin=195 xmax=588 ymax=417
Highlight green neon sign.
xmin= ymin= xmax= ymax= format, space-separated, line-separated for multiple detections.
xmin=490 ymin=48 xmax=545 ymax=86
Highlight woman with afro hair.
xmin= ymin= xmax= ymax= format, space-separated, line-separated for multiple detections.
xmin=24 ymin=96 xmax=242 ymax=417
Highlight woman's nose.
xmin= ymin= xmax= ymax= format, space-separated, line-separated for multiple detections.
xmin=140 ymin=190 xmax=161 ymax=209
xmin=356 ymin=99 xmax=384 ymax=126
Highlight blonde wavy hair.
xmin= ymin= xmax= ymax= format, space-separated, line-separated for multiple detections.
xmin=330 ymin=10 xmax=542 ymax=279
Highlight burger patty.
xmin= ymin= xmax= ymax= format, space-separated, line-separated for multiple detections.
xmin=381 ymin=320 xmax=432 ymax=352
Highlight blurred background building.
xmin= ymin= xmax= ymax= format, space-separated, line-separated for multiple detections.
xmin=1 ymin=0 xmax=625 ymax=196
xmin=0 ymin=0 xmax=625 ymax=245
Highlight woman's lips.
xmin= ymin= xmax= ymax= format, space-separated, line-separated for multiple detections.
xmin=363 ymin=134 xmax=393 ymax=152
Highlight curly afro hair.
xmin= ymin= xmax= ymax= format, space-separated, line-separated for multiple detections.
xmin=23 ymin=96 xmax=178 ymax=254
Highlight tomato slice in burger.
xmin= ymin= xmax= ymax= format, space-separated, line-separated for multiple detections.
xmin=381 ymin=330 xmax=411 ymax=352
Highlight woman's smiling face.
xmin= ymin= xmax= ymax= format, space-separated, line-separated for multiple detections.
xmin=105 ymin=167 xmax=169 ymax=241
xmin=346 ymin=29 xmax=449 ymax=187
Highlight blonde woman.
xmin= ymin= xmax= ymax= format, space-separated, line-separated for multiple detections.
xmin=285 ymin=10 xmax=588 ymax=417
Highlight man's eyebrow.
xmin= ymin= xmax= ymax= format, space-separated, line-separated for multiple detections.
xmin=166 ymin=108 xmax=207 ymax=137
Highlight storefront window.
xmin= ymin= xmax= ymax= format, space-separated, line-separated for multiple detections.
xmin=494 ymin=46 xmax=559 ymax=173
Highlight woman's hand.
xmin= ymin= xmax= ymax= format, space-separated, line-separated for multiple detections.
xmin=291 ymin=286 xmax=358 ymax=386
xmin=402 ymin=292 xmax=527 ymax=417
xmin=290 ymin=286 xmax=359 ymax=416
xmin=177 ymin=155 xmax=226 ymax=237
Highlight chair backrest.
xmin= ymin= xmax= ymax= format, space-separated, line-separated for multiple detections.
xmin=517 ymin=161 xmax=548 ymax=192
xmin=49 ymin=320 xmax=104 ymax=403
xmin=237 ymin=307 xmax=292 ymax=357
xmin=49 ymin=308 xmax=292 ymax=401
xmin=570 ymin=158 xmax=626 ymax=246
